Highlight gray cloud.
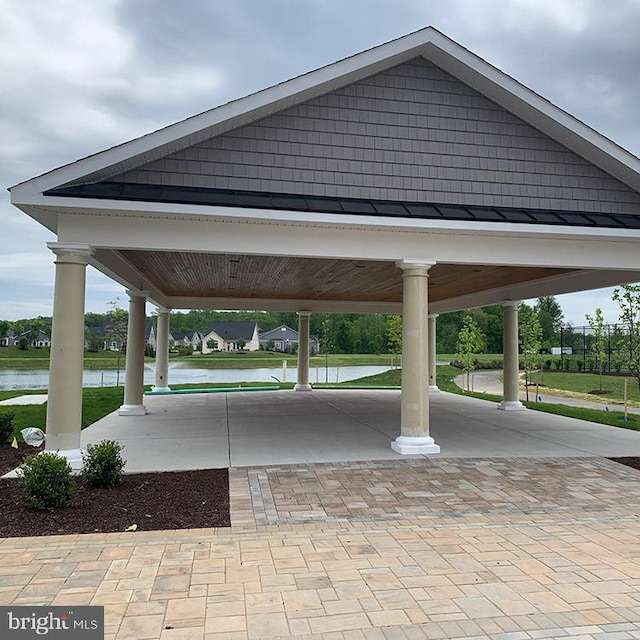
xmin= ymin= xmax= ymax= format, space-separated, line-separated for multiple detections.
xmin=2 ymin=0 xmax=640 ymax=322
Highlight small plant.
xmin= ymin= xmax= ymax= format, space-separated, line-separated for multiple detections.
xmin=0 ymin=412 xmax=15 ymax=444
xmin=82 ymin=440 xmax=126 ymax=488
xmin=577 ymin=360 xmax=584 ymax=372
xmin=18 ymin=452 xmax=77 ymax=510
xmin=554 ymin=359 xmax=562 ymax=370
xmin=564 ymin=358 xmax=572 ymax=371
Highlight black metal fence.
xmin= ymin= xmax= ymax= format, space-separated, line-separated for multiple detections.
xmin=558 ymin=323 xmax=632 ymax=372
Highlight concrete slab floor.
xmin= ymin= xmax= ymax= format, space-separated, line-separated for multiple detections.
xmin=79 ymin=389 xmax=640 ymax=473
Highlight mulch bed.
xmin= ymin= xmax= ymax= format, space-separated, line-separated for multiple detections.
xmin=0 ymin=444 xmax=230 ymax=538
xmin=608 ymin=457 xmax=640 ymax=472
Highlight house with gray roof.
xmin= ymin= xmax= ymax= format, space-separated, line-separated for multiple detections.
xmin=202 ymin=321 xmax=259 ymax=353
xmin=259 ymin=325 xmax=319 ymax=354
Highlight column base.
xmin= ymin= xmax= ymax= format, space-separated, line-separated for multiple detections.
xmin=294 ymin=383 xmax=312 ymax=392
xmin=2 ymin=448 xmax=85 ymax=478
xmin=47 ymin=448 xmax=84 ymax=472
xmin=391 ymin=435 xmax=440 ymax=455
xmin=119 ymin=404 xmax=148 ymax=416
xmin=497 ymin=400 xmax=526 ymax=411
xmin=151 ymin=386 xmax=171 ymax=393
xmin=428 ymin=385 xmax=441 ymax=393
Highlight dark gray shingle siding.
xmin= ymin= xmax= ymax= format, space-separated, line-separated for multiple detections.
xmin=114 ymin=58 xmax=640 ymax=214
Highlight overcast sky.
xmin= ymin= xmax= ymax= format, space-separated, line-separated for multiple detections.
xmin=2 ymin=0 xmax=640 ymax=324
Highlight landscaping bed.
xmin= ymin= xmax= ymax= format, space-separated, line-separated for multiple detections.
xmin=0 ymin=444 xmax=229 ymax=538
xmin=608 ymin=457 xmax=640 ymax=472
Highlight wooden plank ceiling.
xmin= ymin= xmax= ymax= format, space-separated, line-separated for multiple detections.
xmin=119 ymin=250 xmax=574 ymax=303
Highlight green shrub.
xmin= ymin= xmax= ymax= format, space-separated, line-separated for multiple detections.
xmin=0 ymin=412 xmax=15 ymax=443
xmin=82 ymin=440 xmax=126 ymax=488
xmin=554 ymin=359 xmax=563 ymax=370
xmin=18 ymin=452 xmax=77 ymax=509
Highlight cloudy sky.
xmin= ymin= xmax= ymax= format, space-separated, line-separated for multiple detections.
xmin=2 ymin=0 xmax=640 ymax=324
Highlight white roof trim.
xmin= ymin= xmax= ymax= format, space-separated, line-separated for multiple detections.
xmin=10 ymin=26 xmax=640 ymax=200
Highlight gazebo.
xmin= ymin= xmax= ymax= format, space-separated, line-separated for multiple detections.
xmin=10 ymin=27 xmax=640 ymax=467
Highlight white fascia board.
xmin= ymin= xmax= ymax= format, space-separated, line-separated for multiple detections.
xmin=46 ymin=194 xmax=640 ymax=243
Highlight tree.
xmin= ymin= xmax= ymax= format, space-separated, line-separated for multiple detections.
xmin=236 ymin=338 xmax=246 ymax=351
xmin=455 ymin=314 xmax=486 ymax=392
xmin=0 ymin=320 xmax=9 ymax=343
xmin=105 ymin=301 xmax=128 ymax=386
xmin=28 ymin=319 xmax=43 ymax=347
xmin=585 ymin=308 xmax=607 ymax=392
xmin=519 ymin=304 xmax=542 ymax=400
xmin=612 ymin=283 xmax=640 ymax=391
xmin=206 ymin=339 xmax=219 ymax=351
xmin=534 ymin=296 xmax=564 ymax=351
xmin=386 ymin=315 xmax=402 ymax=362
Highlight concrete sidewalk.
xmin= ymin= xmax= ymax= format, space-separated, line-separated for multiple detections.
xmin=80 ymin=389 xmax=640 ymax=473
xmin=461 ymin=370 xmax=640 ymax=414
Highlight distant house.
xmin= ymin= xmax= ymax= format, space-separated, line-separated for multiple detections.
xmin=5 ymin=325 xmax=53 ymax=348
xmin=0 ymin=328 xmax=17 ymax=347
xmin=24 ymin=328 xmax=52 ymax=348
xmin=147 ymin=322 xmax=203 ymax=351
xmin=259 ymin=325 xmax=320 ymax=354
xmin=188 ymin=331 xmax=203 ymax=350
xmin=86 ymin=325 xmax=124 ymax=351
xmin=201 ymin=321 xmax=259 ymax=353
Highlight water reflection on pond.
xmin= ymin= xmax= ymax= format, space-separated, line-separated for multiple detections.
xmin=0 ymin=364 xmax=393 ymax=391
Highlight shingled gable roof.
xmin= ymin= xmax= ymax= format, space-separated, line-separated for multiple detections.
xmin=10 ymin=25 xmax=640 ymax=234
xmin=204 ymin=321 xmax=257 ymax=341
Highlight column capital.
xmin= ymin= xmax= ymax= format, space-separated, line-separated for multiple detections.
xmin=502 ymin=300 xmax=521 ymax=309
xmin=297 ymin=310 xmax=311 ymax=317
xmin=156 ymin=306 xmax=171 ymax=315
xmin=47 ymin=242 xmax=93 ymax=265
xmin=396 ymin=258 xmax=436 ymax=275
xmin=428 ymin=313 xmax=439 ymax=320
xmin=126 ymin=289 xmax=149 ymax=300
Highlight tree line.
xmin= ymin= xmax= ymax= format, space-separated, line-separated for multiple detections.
xmin=2 ymin=297 xmax=565 ymax=356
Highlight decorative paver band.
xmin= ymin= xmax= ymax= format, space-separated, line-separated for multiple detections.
xmin=241 ymin=457 xmax=640 ymax=527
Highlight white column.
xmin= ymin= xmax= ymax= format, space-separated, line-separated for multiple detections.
xmin=153 ymin=307 xmax=171 ymax=392
xmin=498 ymin=301 xmax=525 ymax=411
xmin=392 ymin=259 xmax=440 ymax=455
xmin=45 ymin=243 xmax=92 ymax=470
xmin=428 ymin=313 xmax=440 ymax=392
xmin=119 ymin=291 xmax=148 ymax=415
xmin=294 ymin=311 xmax=312 ymax=391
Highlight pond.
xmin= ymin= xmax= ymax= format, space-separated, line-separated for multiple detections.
xmin=0 ymin=364 xmax=393 ymax=391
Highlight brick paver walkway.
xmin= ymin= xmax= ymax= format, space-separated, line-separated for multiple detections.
xmin=2 ymin=458 xmax=640 ymax=639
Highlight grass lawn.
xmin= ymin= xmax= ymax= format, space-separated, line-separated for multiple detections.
xmin=532 ymin=371 xmax=640 ymax=404
xmin=350 ymin=365 xmax=640 ymax=432
xmin=0 ymin=348 xmax=401 ymax=370
xmin=0 ymin=387 xmax=125 ymax=441
xmin=0 ymin=346 xmax=133 ymax=370
xmin=176 ymin=352 xmax=401 ymax=369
